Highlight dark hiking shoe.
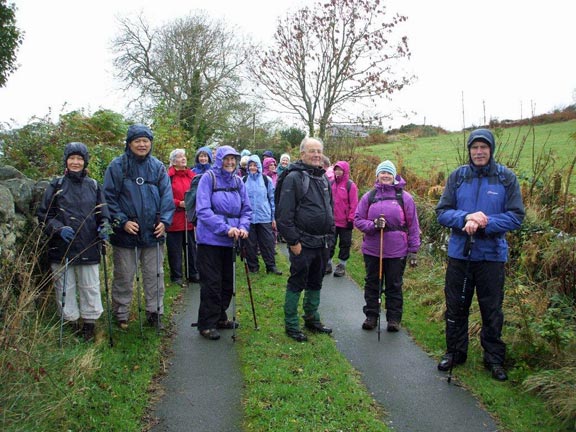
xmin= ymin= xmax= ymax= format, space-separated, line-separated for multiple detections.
xmin=324 ymin=263 xmax=333 ymax=275
xmin=304 ymin=320 xmax=333 ymax=334
xmin=266 ymin=267 xmax=283 ymax=275
xmin=217 ymin=320 xmax=239 ymax=329
xmin=485 ymin=363 xmax=508 ymax=381
xmin=82 ymin=323 xmax=95 ymax=342
xmin=333 ymin=263 xmax=346 ymax=277
xmin=437 ymin=352 xmax=467 ymax=371
xmin=200 ymin=328 xmax=221 ymax=340
xmin=248 ymin=267 xmax=259 ymax=274
xmin=147 ymin=313 xmax=165 ymax=330
xmin=171 ymin=278 xmax=183 ymax=285
xmin=188 ymin=274 xmax=201 ymax=283
xmin=286 ymin=328 xmax=308 ymax=342
xmin=386 ymin=321 xmax=400 ymax=332
xmin=362 ymin=316 xmax=377 ymax=330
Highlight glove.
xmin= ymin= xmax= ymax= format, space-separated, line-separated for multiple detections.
xmin=346 ymin=221 xmax=354 ymax=230
xmin=60 ymin=226 xmax=75 ymax=243
xmin=407 ymin=252 xmax=418 ymax=268
xmin=373 ymin=216 xmax=386 ymax=230
xmin=98 ymin=223 xmax=110 ymax=241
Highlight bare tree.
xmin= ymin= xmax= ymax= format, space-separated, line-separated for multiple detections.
xmin=250 ymin=0 xmax=412 ymax=140
xmin=112 ymin=13 xmax=246 ymax=145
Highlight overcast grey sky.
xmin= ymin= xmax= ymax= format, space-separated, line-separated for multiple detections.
xmin=0 ymin=0 xmax=574 ymax=131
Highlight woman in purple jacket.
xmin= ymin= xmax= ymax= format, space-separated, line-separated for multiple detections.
xmin=354 ymin=160 xmax=420 ymax=332
xmin=195 ymin=146 xmax=252 ymax=340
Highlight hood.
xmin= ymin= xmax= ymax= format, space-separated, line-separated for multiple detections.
xmin=467 ymin=128 xmax=495 ymax=164
xmin=263 ymin=157 xmax=276 ymax=171
xmin=63 ymin=142 xmax=90 ymax=168
xmin=125 ymin=124 xmax=153 ymax=147
xmin=195 ymin=146 xmax=213 ymax=164
xmin=248 ymin=154 xmax=262 ymax=174
xmin=333 ymin=160 xmax=350 ymax=183
xmin=214 ymin=145 xmax=240 ymax=171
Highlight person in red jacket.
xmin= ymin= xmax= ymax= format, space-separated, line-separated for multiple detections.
xmin=328 ymin=161 xmax=359 ymax=277
xmin=167 ymin=149 xmax=199 ymax=284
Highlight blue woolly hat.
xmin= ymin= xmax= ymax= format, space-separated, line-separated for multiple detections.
xmin=376 ymin=160 xmax=397 ymax=178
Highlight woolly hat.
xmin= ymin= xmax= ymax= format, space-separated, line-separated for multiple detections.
xmin=280 ymin=153 xmax=291 ymax=163
xmin=126 ymin=124 xmax=153 ymax=144
xmin=376 ymin=160 xmax=396 ymax=178
xmin=263 ymin=150 xmax=274 ymax=158
xmin=240 ymin=155 xmax=250 ymax=167
xmin=240 ymin=149 xmax=251 ymax=157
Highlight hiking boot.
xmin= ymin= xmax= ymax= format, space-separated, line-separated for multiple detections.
xmin=324 ymin=263 xmax=333 ymax=275
xmin=304 ymin=320 xmax=332 ymax=334
xmin=248 ymin=267 xmax=259 ymax=274
xmin=437 ymin=352 xmax=467 ymax=371
xmin=82 ymin=322 xmax=95 ymax=342
xmin=333 ymin=263 xmax=346 ymax=277
xmin=386 ymin=321 xmax=400 ymax=332
xmin=171 ymin=278 xmax=183 ymax=285
xmin=362 ymin=316 xmax=377 ymax=330
xmin=117 ymin=320 xmax=128 ymax=330
xmin=217 ymin=320 xmax=239 ymax=329
xmin=200 ymin=328 xmax=221 ymax=340
xmin=147 ymin=313 xmax=165 ymax=330
xmin=266 ymin=266 xmax=283 ymax=275
xmin=286 ymin=328 xmax=308 ymax=342
xmin=188 ymin=274 xmax=201 ymax=283
xmin=485 ymin=363 xmax=508 ymax=381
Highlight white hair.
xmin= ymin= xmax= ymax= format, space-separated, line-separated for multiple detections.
xmin=169 ymin=148 xmax=186 ymax=166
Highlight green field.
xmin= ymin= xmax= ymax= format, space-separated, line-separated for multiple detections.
xmin=364 ymin=120 xmax=576 ymax=194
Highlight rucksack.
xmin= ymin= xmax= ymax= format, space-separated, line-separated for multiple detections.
xmin=242 ymin=174 xmax=270 ymax=189
xmin=367 ymin=188 xmax=407 ymax=232
xmin=455 ymin=164 xmax=513 ymax=189
xmin=184 ymin=170 xmax=241 ymax=224
xmin=274 ymin=165 xmax=311 ymax=208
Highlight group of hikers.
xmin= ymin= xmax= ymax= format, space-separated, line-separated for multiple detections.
xmin=37 ymin=124 xmax=524 ymax=382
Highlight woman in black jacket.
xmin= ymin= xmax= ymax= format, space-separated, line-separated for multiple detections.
xmin=37 ymin=142 xmax=110 ymax=342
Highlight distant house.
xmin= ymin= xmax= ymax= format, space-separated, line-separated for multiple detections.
xmin=327 ymin=123 xmax=372 ymax=139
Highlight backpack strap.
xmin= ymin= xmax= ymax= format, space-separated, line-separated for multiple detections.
xmin=368 ymin=188 xmax=407 ymax=232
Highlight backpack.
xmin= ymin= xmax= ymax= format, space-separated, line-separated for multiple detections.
xmin=367 ymin=188 xmax=407 ymax=232
xmin=455 ymin=164 xmax=513 ymax=189
xmin=242 ymin=174 xmax=270 ymax=189
xmin=184 ymin=170 xmax=241 ymax=223
xmin=274 ymin=165 xmax=311 ymax=208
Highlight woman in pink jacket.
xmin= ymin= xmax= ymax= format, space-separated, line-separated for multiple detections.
xmin=328 ymin=161 xmax=359 ymax=277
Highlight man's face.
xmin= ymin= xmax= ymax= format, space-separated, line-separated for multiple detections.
xmin=469 ymin=141 xmax=491 ymax=167
xmin=128 ymin=137 xmax=152 ymax=158
xmin=300 ymin=140 xmax=323 ymax=167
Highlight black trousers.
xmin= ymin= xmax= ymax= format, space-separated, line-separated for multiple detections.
xmin=329 ymin=226 xmax=353 ymax=261
xmin=362 ymin=254 xmax=406 ymax=323
xmin=166 ymin=229 xmax=197 ymax=281
xmin=246 ymin=222 xmax=277 ymax=271
xmin=197 ymin=244 xmax=235 ymax=331
xmin=287 ymin=246 xmax=327 ymax=294
xmin=444 ymin=258 xmax=506 ymax=365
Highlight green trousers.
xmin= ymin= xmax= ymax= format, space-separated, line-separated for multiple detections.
xmin=284 ymin=289 xmax=321 ymax=330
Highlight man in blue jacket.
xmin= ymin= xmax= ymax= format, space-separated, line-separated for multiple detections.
xmin=436 ymin=128 xmax=525 ymax=381
xmin=103 ymin=124 xmax=175 ymax=330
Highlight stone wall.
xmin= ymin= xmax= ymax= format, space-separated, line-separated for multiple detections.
xmin=0 ymin=165 xmax=49 ymax=260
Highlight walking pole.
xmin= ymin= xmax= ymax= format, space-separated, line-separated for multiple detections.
xmin=231 ymin=239 xmax=238 ymax=342
xmin=240 ymin=239 xmax=259 ymax=330
xmin=59 ymin=257 xmax=69 ymax=348
xmin=184 ymin=210 xmax=189 ymax=288
xmin=134 ymin=246 xmax=144 ymax=337
xmin=156 ymin=239 xmax=162 ymax=334
xmin=101 ymin=241 xmax=114 ymax=347
xmin=377 ymin=222 xmax=384 ymax=342
xmin=448 ymin=234 xmax=475 ymax=384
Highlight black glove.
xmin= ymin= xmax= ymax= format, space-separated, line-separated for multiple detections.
xmin=373 ymin=216 xmax=386 ymax=230
xmin=407 ymin=252 xmax=417 ymax=267
xmin=346 ymin=221 xmax=354 ymax=230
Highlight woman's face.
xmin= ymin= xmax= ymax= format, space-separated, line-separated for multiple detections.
xmin=198 ymin=152 xmax=209 ymax=164
xmin=378 ymin=171 xmax=395 ymax=185
xmin=67 ymin=155 xmax=85 ymax=172
xmin=280 ymin=157 xmax=289 ymax=167
xmin=222 ymin=155 xmax=237 ymax=173
xmin=172 ymin=152 xmax=187 ymax=169
xmin=334 ymin=166 xmax=344 ymax=178
xmin=267 ymin=161 xmax=277 ymax=172
xmin=248 ymin=162 xmax=258 ymax=174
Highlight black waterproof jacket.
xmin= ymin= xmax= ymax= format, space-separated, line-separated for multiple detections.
xmin=275 ymin=161 xmax=334 ymax=249
xmin=37 ymin=172 xmax=109 ymax=264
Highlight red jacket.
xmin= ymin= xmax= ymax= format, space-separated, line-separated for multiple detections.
xmin=167 ymin=166 xmax=195 ymax=232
